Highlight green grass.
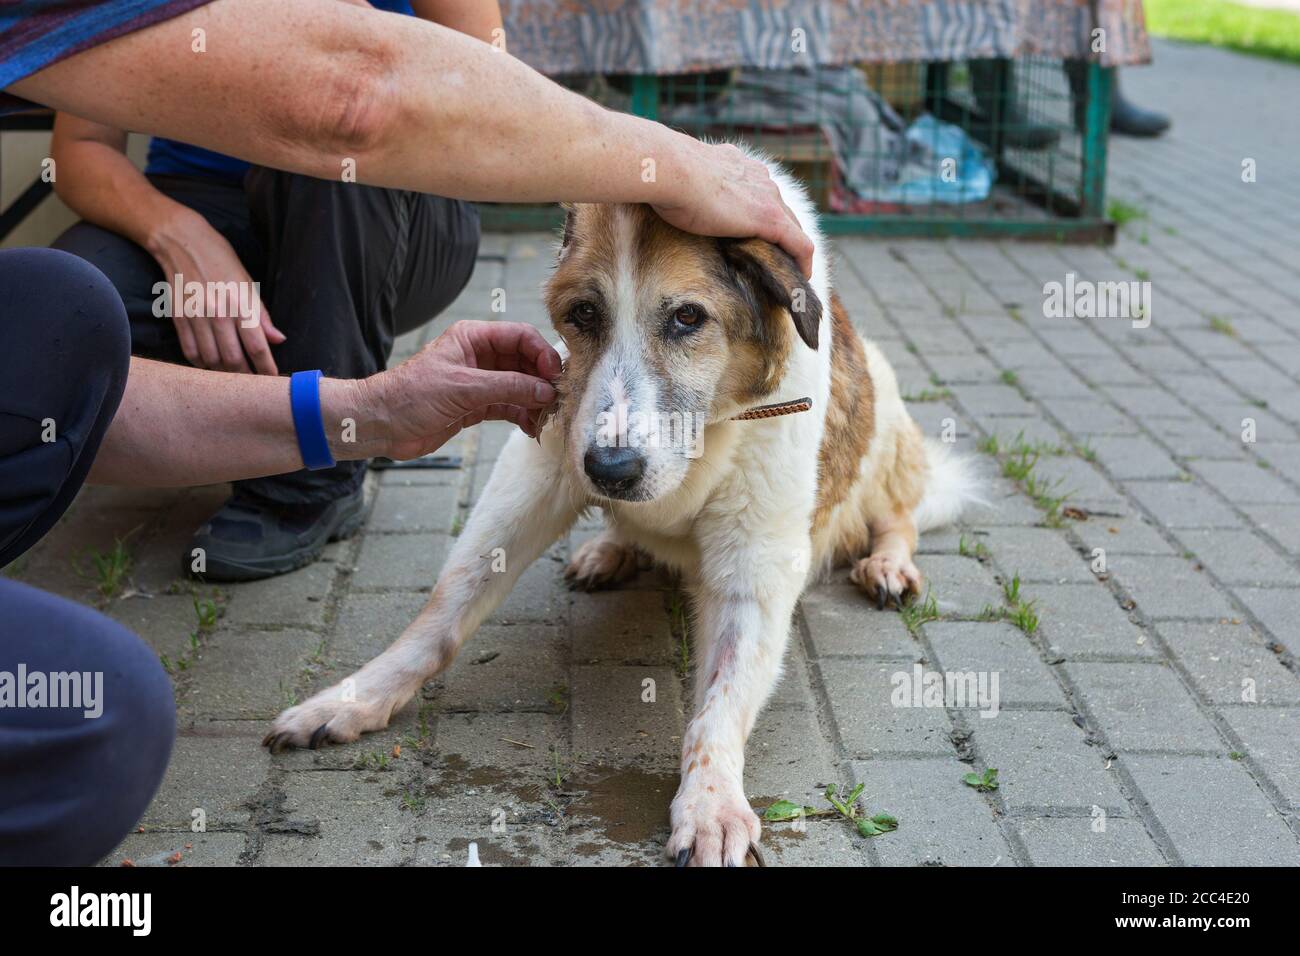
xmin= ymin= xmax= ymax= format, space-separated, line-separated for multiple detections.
xmin=1146 ymin=0 xmax=1300 ymax=65
xmin=1107 ymin=199 xmax=1147 ymax=227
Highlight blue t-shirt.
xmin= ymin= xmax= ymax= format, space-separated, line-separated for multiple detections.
xmin=145 ymin=0 xmax=415 ymax=182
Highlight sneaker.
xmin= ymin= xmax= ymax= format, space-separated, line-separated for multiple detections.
xmin=185 ymin=487 xmax=366 ymax=582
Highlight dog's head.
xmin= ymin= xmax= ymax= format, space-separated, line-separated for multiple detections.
xmin=544 ymin=203 xmax=821 ymax=503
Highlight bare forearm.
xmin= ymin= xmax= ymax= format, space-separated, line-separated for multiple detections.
xmin=88 ymin=358 xmax=380 ymax=487
xmin=51 ymin=137 xmax=193 ymax=253
xmin=15 ymin=0 xmax=695 ymax=207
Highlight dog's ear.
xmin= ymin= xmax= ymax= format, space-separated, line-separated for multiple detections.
xmin=720 ymin=238 xmax=821 ymax=351
xmin=559 ymin=203 xmax=577 ymax=256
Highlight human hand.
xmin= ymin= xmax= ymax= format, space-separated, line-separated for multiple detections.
xmin=358 ymin=320 xmax=561 ymax=461
xmin=651 ymin=140 xmax=814 ymax=279
xmin=149 ymin=208 xmax=284 ymax=375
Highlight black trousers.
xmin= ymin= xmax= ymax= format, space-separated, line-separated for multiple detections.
xmin=52 ymin=169 xmax=480 ymax=505
xmin=0 ymin=248 xmax=175 ymax=865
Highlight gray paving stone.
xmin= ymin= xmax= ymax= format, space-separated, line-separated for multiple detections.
xmin=102 ymin=832 xmax=246 ymax=868
xmin=1221 ymin=708 xmax=1300 ymax=808
xmin=1190 ymin=460 xmax=1300 ymax=506
xmin=919 ymin=554 xmax=1005 ymax=617
xmin=926 ymin=621 xmax=1065 ymax=709
xmin=434 ymin=624 xmax=568 ymax=712
xmin=570 ymin=590 xmax=675 ymax=665
xmin=222 ymin=558 xmax=336 ymax=628
xmin=331 ymin=591 xmax=427 ymax=666
xmin=953 ymin=384 xmax=1038 ymax=417
xmin=489 ymin=546 xmax=569 ymax=625
xmin=800 ymin=581 xmax=919 ymax=658
xmin=759 ymin=819 xmax=874 ymax=866
xmin=187 ymin=627 xmax=323 ymax=720
xmin=1157 ymin=621 xmax=1300 ymax=706
xmin=1125 ymin=481 xmax=1243 ymax=530
xmin=1034 ymin=583 xmax=1156 ymax=659
xmin=1146 ymin=416 xmax=1245 ymax=458
xmin=1125 ymin=754 xmax=1300 ymax=865
xmin=144 ymin=725 xmax=269 ymax=827
xmin=1064 ymin=662 xmax=1222 ymax=752
xmin=819 ymin=658 xmax=956 ymax=756
xmin=352 ymin=532 xmax=449 ymax=589
xmin=746 ymin=705 xmax=839 ymax=809
xmin=971 ymin=711 xmax=1128 ymax=810
xmin=983 ymin=526 xmax=1092 ymax=584
xmin=1016 ymin=817 xmax=1167 ymax=866
xmin=1106 ymin=554 xmax=1238 ymax=620
xmin=850 ymin=758 xmax=1013 ymax=866
xmin=1072 ymin=515 xmax=1177 ymax=556
xmin=1176 ymin=528 xmax=1300 ymax=587
xmin=1040 ymin=397 xmax=1138 ymax=436
xmin=367 ymin=483 xmax=460 ymax=533
xmin=258 ymin=771 xmax=409 ymax=865
xmin=1232 ymin=587 xmax=1300 ymax=655
xmin=570 ymin=665 xmax=681 ymax=768
xmin=1243 ymin=504 xmax=1300 ymax=554
xmin=1088 ymin=436 xmax=1183 ymax=481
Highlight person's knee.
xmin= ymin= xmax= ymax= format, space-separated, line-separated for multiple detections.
xmin=0 ymin=582 xmax=175 ymax=866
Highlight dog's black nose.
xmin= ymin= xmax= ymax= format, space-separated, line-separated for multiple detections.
xmin=584 ymin=445 xmax=645 ymax=494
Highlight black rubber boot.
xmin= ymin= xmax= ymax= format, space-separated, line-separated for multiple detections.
xmin=1109 ymin=74 xmax=1170 ymax=137
xmin=968 ymin=59 xmax=1060 ymax=151
xmin=185 ymin=486 xmax=366 ymax=582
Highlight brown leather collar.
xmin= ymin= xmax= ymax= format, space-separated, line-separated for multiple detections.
xmin=731 ymin=397 xmax=813 ymax=421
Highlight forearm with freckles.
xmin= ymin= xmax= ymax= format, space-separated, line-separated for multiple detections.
xmin=12 ymin=0 xmax=698 ymax=207
xmin=87 ymin=358 xmax=384 ymax=487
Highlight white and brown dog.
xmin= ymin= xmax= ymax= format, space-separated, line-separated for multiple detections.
xmin=264 ymin=153 xmax=978 ymax=866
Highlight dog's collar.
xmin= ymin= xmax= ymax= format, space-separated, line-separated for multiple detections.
xmin=731 ymin=397 xmax=813 ymax=421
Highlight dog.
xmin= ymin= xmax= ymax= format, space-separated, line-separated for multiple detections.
xmin=263 ymin=150 xmax=978 ymax=866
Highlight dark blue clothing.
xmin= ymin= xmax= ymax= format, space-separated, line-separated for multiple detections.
xmin=144 ymin=0 xmax=417 ymax=182
xmin=0 ymin=247 xmax=175 ymax=865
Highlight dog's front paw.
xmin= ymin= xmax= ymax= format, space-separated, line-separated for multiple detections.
xmin=263 ymin=678 xmax=399 ymax=753
xmin=851 ymin=553 xmax=922 ymax=611
xmin=565 ymin=535 xmax=641 ymax=591
xmin=667 ymin=775 xmax=762 ymax=867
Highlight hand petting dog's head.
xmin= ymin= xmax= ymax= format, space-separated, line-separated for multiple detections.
xmin=544 ymin=202 xmax=821 ymax=503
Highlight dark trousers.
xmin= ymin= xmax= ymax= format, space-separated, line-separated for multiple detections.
xmin=52 ymin=169 xmax=481 ymax=505
xmin=0 ymin=247 xmax=175 ymax=865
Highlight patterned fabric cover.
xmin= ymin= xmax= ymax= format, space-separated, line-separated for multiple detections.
xmin=500 ymin=0 xmax=1151 ymax=75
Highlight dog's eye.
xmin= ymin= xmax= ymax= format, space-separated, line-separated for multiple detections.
xmin=674 ymin=304 xmax=703 ymax=329
xmin=568 ymin=301 xmax=597 ymax=326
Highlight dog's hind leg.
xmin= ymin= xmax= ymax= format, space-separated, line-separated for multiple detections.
xmin=564 ymin=523 xmax=642 ymax=591
xmin=849 ymin=508 xmax=922 ymax=610
xmin=264 ymin=429 xmax=578 ymax=751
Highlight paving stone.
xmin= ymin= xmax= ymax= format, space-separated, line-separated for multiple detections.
xmin=927 ymin=621 xmax=1065 ymax=709
xmin=819 ymin=659 xmax=955 ymax=757
xmin=746 ymin=705 xmax=839 ymax=809
xmin=489 ymin=547 xmax=569 ymax=625
xmin=919 ymin=554 xmax=1005 ymax=617
xmin=1146 ymin=416 xmax=1245 ymax=458
xmin=367 ymin=483 xmax=460 ymax=532
xmin=101 ymin=831 xmax=246 ymax=868
xmin=222 ymin=558 xmax=336 ymax=628
xmin=434 ymin=624 xmax=568 ymax=712
xmin=1040 ymin=397 xmax=1138 ymax=436
xmin=433 ymin=711 xmax=569 ymax=768
xmin=570 ymin=665 xmax=682 ymax=768
xmin=952 ymin=384 xmax=1037 ymax=417
xmin=983 ymin=526 xmax=1092 ymax=583
xmin=1106 ymin=554 xmax=1238 ymax=620
xmin=1243 ymin=504 xmax=1300 ymax=554
xmin=1189 ymin=460 xmax=1300 ymax=506
xmin=1221 ymin=708 xmax=1300 ymax=808
xmin=980 ymin=481 xmax=1051 ymax=526
xmin=971 ymin=711 xmax=1128 ymax=810
xmin=258 ymin=771 xmax=409 ymax=865
xmin=1034 ymin=583 xmax=1156 ymax=658
xmin=1175 ymin=528 xmax=1300 ymax=587
xmin=187 ymin=627 xmax=323 ymax=720
xmin=110 ymin=593 xmax=212 ymax=665
xmin=570 ymin=589 xmax=675 ymax=665
xmin=768 ymin=641 xmax=817 ymax=708
xmin=1125 ymin=754 xmax=1300 ymax=865
xmin=850 ymin=758 xmax=1013 ymax=866
xmin=144 ymin=724 xmax=269 ymax=827
xmin=1230 ymin=587 xmax=1300 ymax=656
xmin=352 ymin=532 xmax=449 ymax=589
xmin=1088 ymin=436 xmax=1183 ymax=481
xmin=1064 ymin=662 xmax=1222 ymax=752
xmin=1125 ymin=481 xmax=1243 ymax=530
xmin=1156 ymin=621 xmax=1300 ymax=706
xmin=759 ymin=819 xmax=874 ymax=866
xmin=1072 ymin=515 xmax=1177 ymax=556
xmin=331 ymin=590 xmax=428 ymax=666
xmin=800 ymin=581 xmax=919 ymax=658
xmin=1016 ymin=817 xmax=1167 ymax=866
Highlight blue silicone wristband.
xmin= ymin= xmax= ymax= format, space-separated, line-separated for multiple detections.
xmin=290 ymin=370 xmax=336 ymax=471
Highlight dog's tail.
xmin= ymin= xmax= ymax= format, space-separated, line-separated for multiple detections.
xmin=913 ymin=439 xmax=983 ymax=534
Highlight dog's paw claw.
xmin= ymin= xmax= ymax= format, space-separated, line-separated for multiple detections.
xmin=308 ymin=723 xmax=332 ymax=750
xmin=667 ymin=778 xmax=761 ymax=867
xmin=675 ymin=848 xmax=692 ymax=868
xmin=851 ymin=554 xmax=922 ymax=612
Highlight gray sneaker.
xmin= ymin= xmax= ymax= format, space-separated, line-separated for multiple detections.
xmin=185 ymin=486 xmax=366 ymax=582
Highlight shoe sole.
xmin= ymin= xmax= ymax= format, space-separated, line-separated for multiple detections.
xmin=190 ymin=496 xmax=368 ymax=583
